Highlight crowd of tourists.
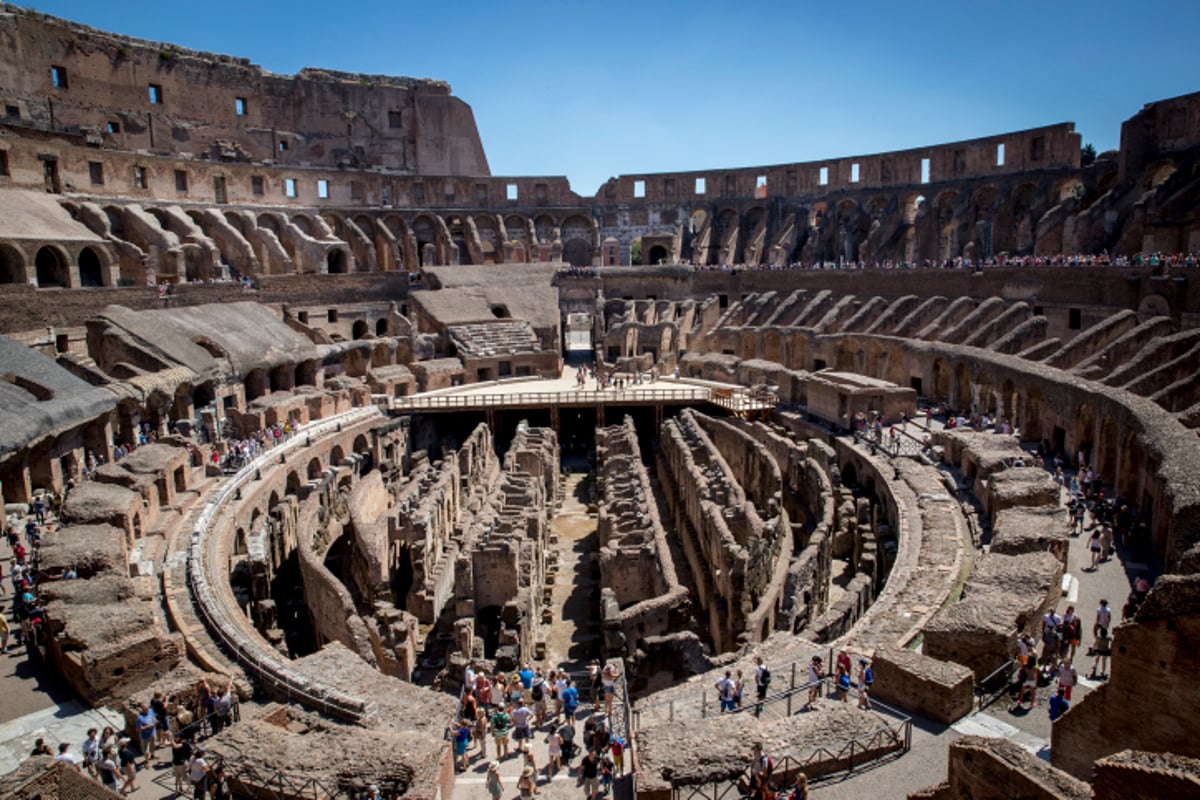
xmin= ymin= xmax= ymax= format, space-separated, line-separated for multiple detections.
xmin=451 ymin=660 xmax=627 ymax=800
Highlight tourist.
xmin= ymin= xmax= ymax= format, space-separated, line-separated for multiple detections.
xmin=491 ymin=704 xmax=512 ymax=759
xmin=803 ymin=656 xmax=823 ymax=711
xmin=512 ymin=698 xmax=534 ymax=752
xmin=1048 ymin=687 xmax=1070 ymax=722
xmin=1061 ymin=607 xmax=1082 ymax=661
xmin=1099 ymin=524 xmax=1114 ymax=562
xmin=1094 ymin=599 xmax=1111 ymax=637
xmin=486 ymin=761 xmax=504 ymax=800
xmin=1087 ymin=528 xmax=1102 ymax=570
xmin=734 ymin=669 xmax=746 ymax=710
xmin=451 ymin=718 xmax=471 ymax=772
xmin=602 ymin=662 xmax=620 ymax=717
xmin=1057 ymin=658 xmax=1078 ymax=701
xmin=137 ymin=701 xmax=158 ymax=764
xmin=519 ymin=662 xmax=535 ymax=691
xmin=579 ymin=749 xmax=601 ymax=800
xmin=211 ymin=677 xmax=235 ymax=733
xmin=856 ymin=658 xmax=874 ymax=710
xmin=188 ymin=747 xmax=209 ymax=799
xmin=837 ymin=664 xmax=852 ymax=702
xmin=531 ymin=669 xmax=548 ymax=727
xmin=744 ymin=742 xmax=773 ymax=800
xmin=54 ymin=741 xmax=81 ymax=769
xmin=753 ymin=656 xmax=771 ymax=714
xmin=1015 ymin=660 xmax=1038 ymax=708
xmin=0 ymin=607 xmax=9 ymax=653
xmin=81 ymin=728 xmax=100 ymax=776
xmin=209 ymin=763 xmax=231 ymax=800
xmin=473 ymin=705 xmax=490 ymax=758
xmin=523 ymin=750 xmax=540 ymax=789
xmin=462 ymin=687 xmax=478 ymax=728
xmin=546 ymin=726 xmax=563 ymax=775
xmin=561 ymin=678 xmax=580 ymax=725
xmin=553 ymin=670 xmax=568 ymax=722
xmin=715 ymin=669 xmax=737 ymax=712
xmin=29 ymin=737 xmax=52 ymax=757
xmin=171 ymin=732 xmax=194 ymax=795
xmin=476 ymin=671 xmax=493 ymax=708
xmin=98 ymin=748 xmax=120 ymax=792
xmin=1091 ymin=627 xmax=1112 ymax=679
xmin=588 ymin=660 xmax=603 ymax=710
xmin=195 ymin=679 xmax=213 ymax=734
xmin=118 ymin=737 xmax=138 ymax=794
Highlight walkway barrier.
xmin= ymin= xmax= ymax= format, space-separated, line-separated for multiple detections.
xmin=975 ymin=657 xmax=1017 ymax=711
xmin=392 ymin=386 xmax=776 ymax=414
xmin=187 ymin=406 xmax=383 ymax=724
xmin=667 ymin=699 xmax=912 ymax=800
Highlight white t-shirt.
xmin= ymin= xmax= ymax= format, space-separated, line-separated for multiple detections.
xmin=1096 ymin=605 xmax=1111 ymax=630
xmin=189 ymin=757 xmax=208 ymax=784
xmin=55 ymin=752 xmax=81 ymax=766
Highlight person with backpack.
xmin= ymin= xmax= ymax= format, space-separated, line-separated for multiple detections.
xmin=715 ymin=670 xmax=737 ymax=712
xmin=742 ymin=742 xmax=773 ymax=800
xmin=857 ymin=659 xmax=874 ymax=710
xmin=530 ymin=670 xmax=548 ymax=727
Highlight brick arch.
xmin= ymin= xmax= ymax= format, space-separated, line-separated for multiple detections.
xmin=0 ymin=241 xmax=26 ymax=284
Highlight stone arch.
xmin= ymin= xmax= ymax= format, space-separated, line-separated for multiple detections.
xmin=473 ymin=214 xmax=500 ymax=264
xmin=244 ymin=368 xmax=267 ymax=401
xmin=376 ymin=318 xmax=389 ymax=336
xmin=285 ymin=472 xmax=301 ymax=497
xmin=224 ymin=211 xmax=248 ymax=236
xmin=932 ymin=358 xmax=951 ymax=401
xmin=104 ymin=206 xmax=128 ymax=237
xmin=306 ymin=457 xmax=323 ymax=480
xmin=561 ymin=214 xmax=594 ymax=267
xmin=353 ymin=433 xmax=373 ymax=474
xmin=1097 ymin=416 xmax=1118 ymax=486
xmin=646 ymin=244 xmax=669 ymax=265
xmin=1075 ymin=402 xmax=1096 ymax=466
xmin=1136 ymin=293 xmax=1172 ymax=321
xmin=330 ymin=445 xmax=345 ymax=467
xmin=352 ymin=320 xmax=369 ymax=340
xmin=1117 ymin=428 xmax=1143 ymax=498
xmin=411 ymin=214 xmax=439 ymax=266
xmin=1000 ymin=378 xmax=1017 ymax=428
xmin=291 ymin=213 xmax=319 ymax=238
xmin=0 ymin=242 xmax=25 ymax=284
xmin=1023 ymin=387 xmax=1045 ymax=444
xmin=902 ymin=194 xmax=925 ymax=225
xmin=327 ymin=249 xmax=348 ymax=274
xmin=78 ymin=246 xmax=105 ymax=287
xmin=953 ymin=362 xmax=971 ymax=412
xmin=534 ymin=214 xmax=556 ymax=244
xmin=35 ymin=245 xmax=70 ymax=288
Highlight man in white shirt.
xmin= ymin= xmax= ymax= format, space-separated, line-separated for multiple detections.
xmin=54 ymin=742 xmax=81 ymax=768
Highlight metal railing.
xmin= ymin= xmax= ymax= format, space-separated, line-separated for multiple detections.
xmin=186 ymin=406 xmax=383 ymax=724
xmin=975 ymin=658 xmax=1017 ymax=711
xmin=668 ymin=699 xmax=911 ymax=800
xmin=391 ymin=386 xmax=776 ymax=413
xmin=632 ymin=648 xmax=835 ymax=727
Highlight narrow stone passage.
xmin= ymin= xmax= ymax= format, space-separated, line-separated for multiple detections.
xmin=544 ymin=470 xmax=601 ymax=669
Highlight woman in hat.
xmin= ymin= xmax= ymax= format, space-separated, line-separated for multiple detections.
xmin=517 ymin=764 xmax=537 ymax=800
xmin=485 ymin=761 xmax=504 ymax=800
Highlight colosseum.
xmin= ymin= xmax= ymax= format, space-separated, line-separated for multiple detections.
xmin=1 ymin=5 xmax=1199 ymax=800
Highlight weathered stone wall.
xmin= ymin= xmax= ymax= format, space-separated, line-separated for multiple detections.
xmin=870 ymin=645 xmax=974 ymax=724
xmin=1091 ymin=750 xmax=1200 ymax=800
xmin=1051 ymin=574 xmax=1200 ymax=779
xmin=914 ymin=736 xmax=1093 ymax=800
xmin=596 ymin=417 xmax=690 ymax=657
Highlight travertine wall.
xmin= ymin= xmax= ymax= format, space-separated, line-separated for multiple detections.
xmin=596 ymin=417 xmax=690 ymax=657
xmin=911 ymin=736 xmax=1093 ymax=800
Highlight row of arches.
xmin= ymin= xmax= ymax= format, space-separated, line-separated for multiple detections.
xmin=0 ymin=242 xmax=108 ymax=287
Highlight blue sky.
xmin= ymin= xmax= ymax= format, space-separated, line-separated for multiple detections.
xmin=21 ymin=1 xmax=1200 ymax=196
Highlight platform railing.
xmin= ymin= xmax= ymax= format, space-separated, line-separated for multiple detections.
xmin=187 ymin=406 xmax=382 ymax=724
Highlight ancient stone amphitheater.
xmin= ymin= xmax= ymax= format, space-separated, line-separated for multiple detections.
xmin=1 ymin=5 xmax=1198 ymax=800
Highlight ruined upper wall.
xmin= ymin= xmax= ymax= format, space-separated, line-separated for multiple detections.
xmin=596 ymin=124 xmax=1081 ymax=203
xmin=0 ymin=5 xmax=490 ymax=176
xmin=1119 ymin=90 xmax=1200 ymax=184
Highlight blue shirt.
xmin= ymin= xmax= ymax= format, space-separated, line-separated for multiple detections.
xmin=137 ymin=710 xmax=157 ymax=737
xmin=562 ymin=685 xmax=579 ymax=711
xmin=1048 ymin=694 xmax=1070 ymax=721
xmin=518 ymin=669 xmax=535 ymax=689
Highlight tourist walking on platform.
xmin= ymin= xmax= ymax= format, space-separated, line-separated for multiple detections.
xmin=546 ymin=727 xmax=563 ymax=775
xmin=856 ymin=659 xmax=874 ymax=710
xmin=1056 ymin=659 xmax=1078 ymax=701
xmin=716 ymin=669 xmax=737 ymax=712
xmin=753 ymin=656 xmax=771 ymax=715
xmin=803 ymin=657 xmax=823 ymax=711
xmin=491 ymin=704 xmax=512 ymax=759
xmin=486 ymin=761 xmax=503 ymax=800
xmin=602 ymin=662 xmax=620 ymax=718
xmin=1091 ymin=627 xmax=1112 ymax=679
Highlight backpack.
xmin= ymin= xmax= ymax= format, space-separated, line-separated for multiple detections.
xmin=531 ymin=682 xmax=544 ymax=702
xmin=864 ymin=667 xmax=874 ymax=686
xmin=760 ymin=667 xmax=771 ymax=687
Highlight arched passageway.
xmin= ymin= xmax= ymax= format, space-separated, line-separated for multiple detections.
xmin=78 ymin=247 xmax=104 ymax=287
xmin=35 ymin=246 xmax=69 ymax=287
